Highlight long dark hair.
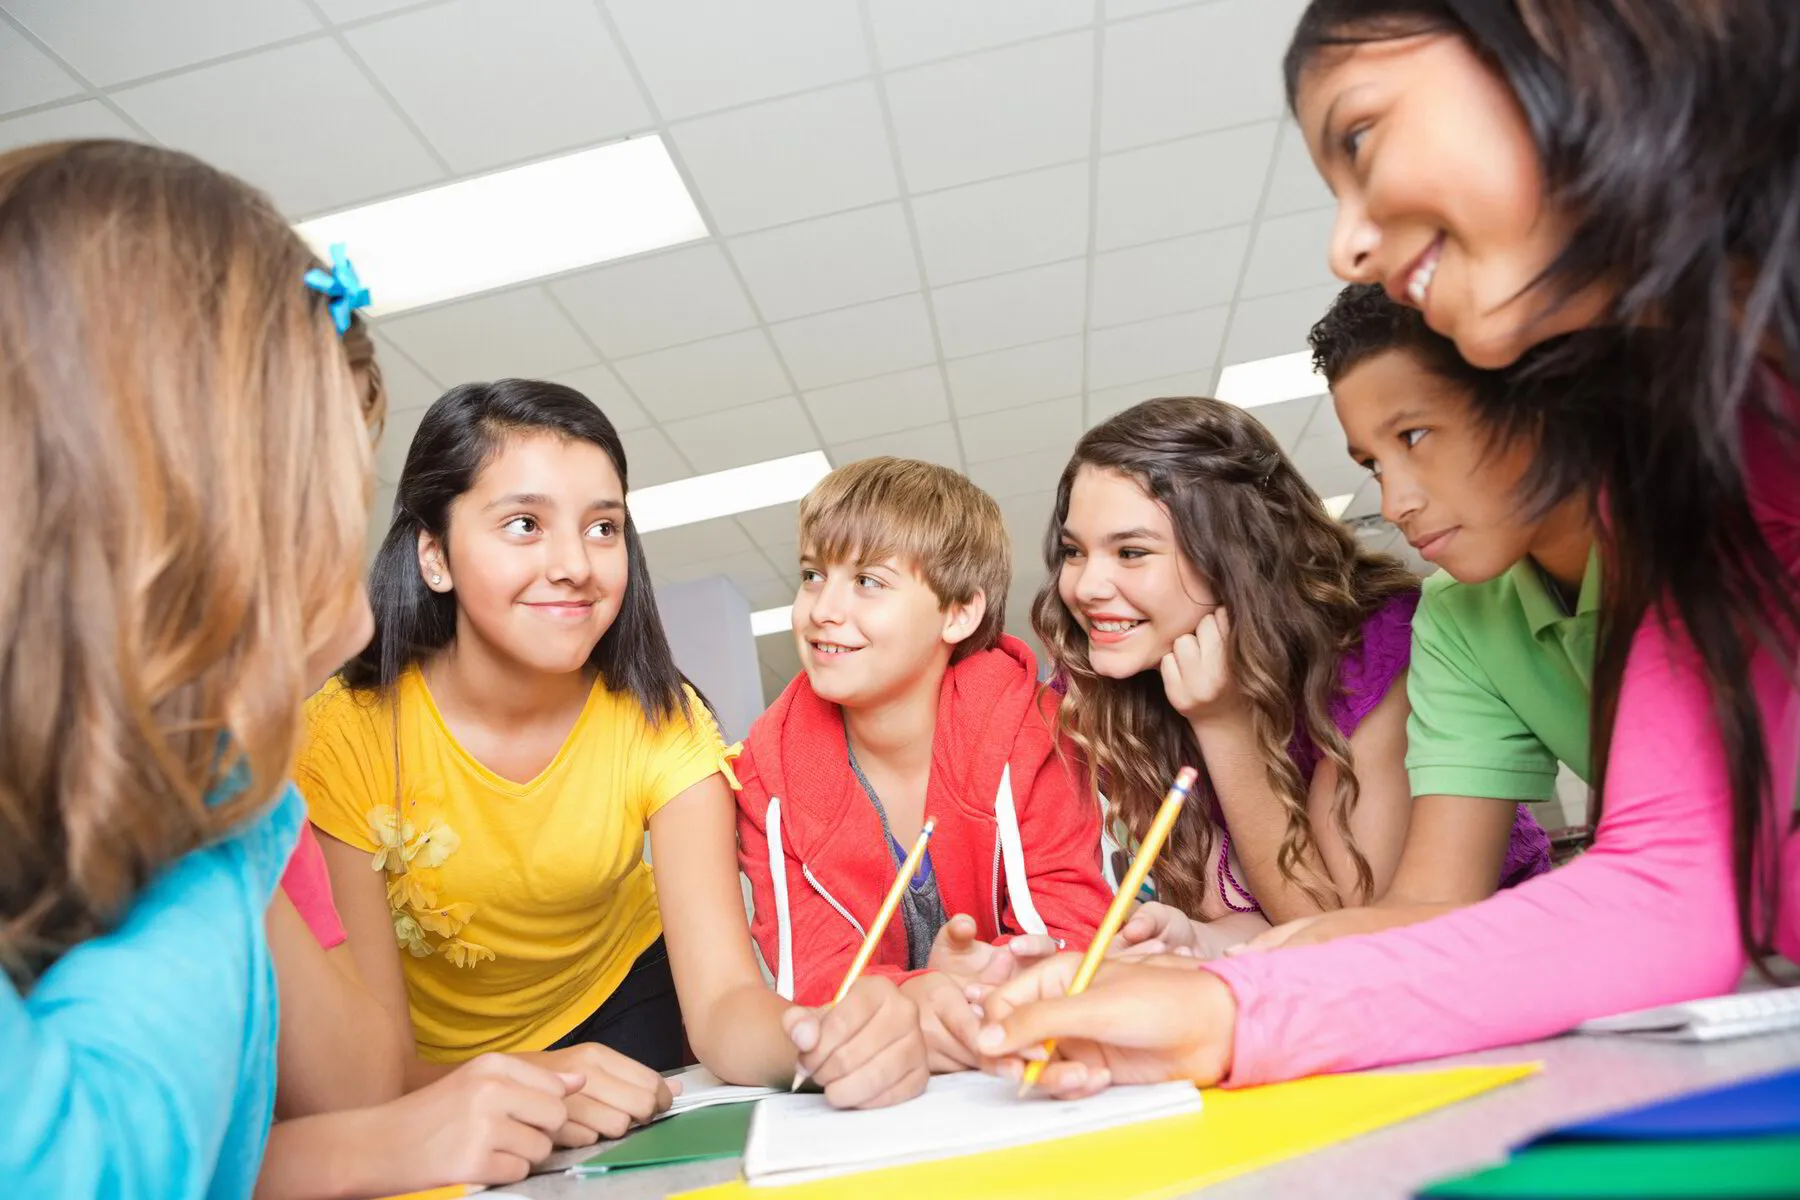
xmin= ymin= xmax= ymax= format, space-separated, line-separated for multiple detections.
xmin=1034 ymin=397 xmax=1419 ymax=916
xmin=342 ymin=378 xmax=688 ymax=725
xmin=1286 ymin=2 xmax=1800 ymax=964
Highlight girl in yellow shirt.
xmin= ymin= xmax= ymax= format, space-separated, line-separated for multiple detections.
xmin=302 ymin=379 xmax=927 ymax=1135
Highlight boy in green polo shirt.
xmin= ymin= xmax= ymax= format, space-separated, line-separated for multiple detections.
xmin=1238 ymin=284 xmax=1595 ymax=953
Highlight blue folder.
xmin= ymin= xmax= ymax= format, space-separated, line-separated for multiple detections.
xmin=1540 ymin=1066 xmax=1800 ymax=1143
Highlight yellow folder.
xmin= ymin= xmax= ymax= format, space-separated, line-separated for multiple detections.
xmin=675 ymin=1063 xmax=1538 ymax=1200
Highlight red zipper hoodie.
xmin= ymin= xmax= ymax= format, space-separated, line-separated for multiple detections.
xmin=735 ymin=635 xmax=1110 ymax=1005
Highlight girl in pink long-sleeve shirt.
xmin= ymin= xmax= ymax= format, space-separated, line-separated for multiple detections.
xmin=973 ymin=0 xmax=1800 ymax=1092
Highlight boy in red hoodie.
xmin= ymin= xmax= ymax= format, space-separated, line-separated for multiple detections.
xmin=737 ymin=457 xmax=1111 ymax=1077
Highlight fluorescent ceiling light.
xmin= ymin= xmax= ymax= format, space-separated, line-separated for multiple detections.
xmin=1216 ymin=351 xmax=1328 ymax=410
xmin=1322 ymin=493 xmax=1355 ymax=520
xmin=296 ymin=136 xmax=707 ymax=315
xmin=750 ymin=605 xmax=792 ymax=638
xmin=629 ymin=451 xmax=830 ymax=534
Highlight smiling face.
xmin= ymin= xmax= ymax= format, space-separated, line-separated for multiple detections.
xmin=421 ymin=432 xmax=629 ymax=678
xmin=791 ymin=551 xmax=977 ymax=709
xmin=1294 ymin=32 xmax=1610 ymax=368
xmin=1055 ymin=465 xmax=1216 ymax=680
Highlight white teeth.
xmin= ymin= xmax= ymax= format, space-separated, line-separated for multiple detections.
xmin=813 ymin=642 xmax=857 ymax=655
xmin=1407 ymin=245 xmax=1440 ymax=306
xmin=1091 ymin=619 xmax=1143 ymax=633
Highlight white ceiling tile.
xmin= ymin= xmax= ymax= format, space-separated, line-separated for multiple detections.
xmin=619 ymin=426 xmax=691 ymax=487
xmin=379 ymin=288 xmax=597 ymax=383
xmin=1338 ymin=479 xmax=1382 ymax=521
xmin=1100 ymin=0 xmax=1305 ymax=151
xmin=803 ymin=366 xmax=948 ymax=443
xmin=911 ymin=162 xmax=1088 ymax=287
xmin=886 ymin=32 xmax=1092 ymax=193
xmin=374 ymin=403 xmax=424 ymax=483
xmin=959 ymin=396 xmax=1082 ymax=464
xmin=0 ymin=100 xmax=137 ymax=154
xmin=1288 ymin=428 xmax=1370 ymax=501
xmin=1241 ymin=208 xmax=1337 ymax=299
xmin=0 ymin=20 xmax=80 ymax=113
xmin=1087 ymin=306 xmax=1228 ymax=389
xmin=1240 ymin=394 xmax=1323 ymax=450
xmin=761 ymin=539 xmax=800 ymax=574
xmin=1090 ymin=225 xmax=1251 ymax=329
xmin=370 ymin=333 xmax=444 ymax=412
xmin=1104 ymin=0 xmax=1197 ymax=16
xmin=742 ymin=574 xmax=797 ymax=609
xmin=966 ymin=446 xmax=1071 ymax=500
xmin=315 ymin=0 xmax=422 ymax=21
xmin=946 ymin=335 xmax=1084 ymax=418
xmin=770 ymin=294 xmax=936 ymax=391
xmin=4 ymin=0 xmax=318 ymax=86
xmin=549 ymin=243 xmax=755 ymax=359
xmin=1086 ymin=369 xmax=1219 ymax=424
xmin=932 ymin=259 xmax=1086 ymax=359
xmin=730 ymin=204 xmax=920 ymax=322
xmin=659 ymin=396 xmax=819 ymax=473
xmin=830 ymin=421 xmax=963 ymax=470
xmin=1219 ymin=282 xmax=1344 ymax=364
xmin=612 ymin=328 xmax=790 ymax=421
xmin=868 ymin=0 xmax=1093 ymax=70
xmin=671 ymin=82 xmax=898 ymax=236
xmin=344 ymin=0 xmax=650 ymax=173
xmin=1265 ymin=121 xmax=1333 ymax=217
xmin=546 ymin=363 xmax=653 ymax=432
xmin=112 ymin=39 xmax=442 ymax=216
xmin=640 ymin=516 xmax=753 ymax=568
xmin=605 ymin=0 xmax=868 ymax=121
xmin=736 ymin=502 xmax=801 ymax=548
xmin=997 ymin=492 xmax=1055 ymax=550
xmin=1095 ymin=123 xmax=1276 ymax=250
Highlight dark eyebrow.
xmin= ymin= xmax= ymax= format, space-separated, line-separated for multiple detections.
xmin=1346 ymin=406 xmax=1433 ymax=459
xmin=1103 ymin=527 xmax=1163 ymax=546
xmin=481 ymin=493 xmax=624 ymax=513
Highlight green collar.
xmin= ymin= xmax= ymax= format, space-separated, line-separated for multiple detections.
xmin=1514 ymin=545 xmax=1601 ymax=638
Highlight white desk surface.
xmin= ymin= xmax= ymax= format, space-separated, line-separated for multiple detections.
xmin=499 ymin=1028 xmax=1800 ymax=1200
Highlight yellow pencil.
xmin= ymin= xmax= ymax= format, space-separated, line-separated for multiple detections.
xmin=791 ymin=816 xmax=938 ymax=1091
xmin=1018 ymin=766 xmax=1196 ymax=1096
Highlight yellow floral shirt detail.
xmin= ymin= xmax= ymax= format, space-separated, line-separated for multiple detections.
xmin=366 ymin=804 xmax=493 ymax=968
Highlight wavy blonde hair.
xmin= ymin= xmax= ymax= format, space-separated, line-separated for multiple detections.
xmin=0 ymin=141 xmax=382 ymax=984
xmin=1033 ymin=397 xmax=1417 ymax=917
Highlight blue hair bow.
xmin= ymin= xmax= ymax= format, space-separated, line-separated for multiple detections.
xmin=304 ymin=243 xmax=371 ymax=334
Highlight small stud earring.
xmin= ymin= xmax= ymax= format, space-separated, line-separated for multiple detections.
xmin=430 ymin=573 xmax=443 ymax=586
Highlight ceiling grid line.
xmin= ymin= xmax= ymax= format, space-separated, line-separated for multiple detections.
xmin=583 ymin=0 xmax=824 ymax=588
xmin=852 ymin=0 xmax=969 ymax=474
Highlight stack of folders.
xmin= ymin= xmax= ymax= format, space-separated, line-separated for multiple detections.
xmin=1421 ymin=1066 xmax=1800 ymax=1198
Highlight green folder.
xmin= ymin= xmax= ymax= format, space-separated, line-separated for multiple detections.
xmin=1421 ymin=1135 xmax=1800 ymax=1198
xmin=571 ymin=1101 xmax=757 ymax=1176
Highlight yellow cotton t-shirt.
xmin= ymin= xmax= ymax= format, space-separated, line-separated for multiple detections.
xmin=298 ymin=668 xmax=727 ymax=1061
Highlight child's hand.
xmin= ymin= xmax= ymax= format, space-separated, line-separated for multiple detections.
xmin=1159 ymin=608 xmax=1239 ymax=723
xmin=1113 ymin=901 xmax=1203 ymax=956
xmin=784 ymin=976 xmax=929 ymax=1109
xmin=927 ymin=912 xmax=1061 ymax=986
xmin=516 ymin=1042 xmax=676 ymax=1144
xmin=380 ymin=1053 xmax=580 ymax=1186
xmin=901 ymin=971 xmax=985 ymax=1071
xmin=971 ymin=952 xmax=1236 ymax=1100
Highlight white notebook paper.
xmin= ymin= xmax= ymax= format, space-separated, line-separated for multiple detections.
xmin=662 ymin=1064 xmax=781 ymax=1118
xmin=744 ymin=1071 xmax=1202 ymax=1187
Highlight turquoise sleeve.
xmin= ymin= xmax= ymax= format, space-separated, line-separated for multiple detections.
xmin=0 ymin=787 xmax=301 ymax=1198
